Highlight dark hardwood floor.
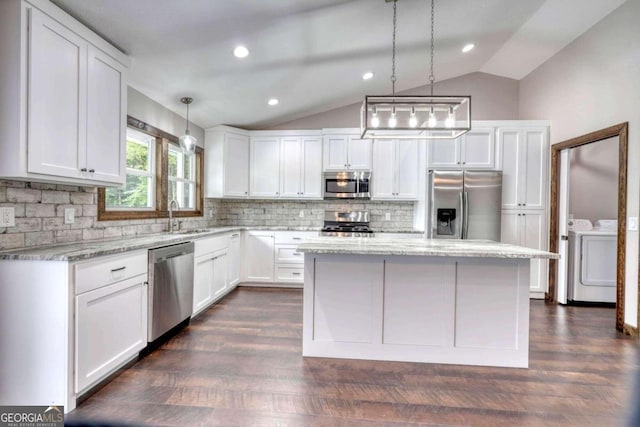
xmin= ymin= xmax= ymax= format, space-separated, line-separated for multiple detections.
xmin=66 ymin=287 xmax=640 ymax=426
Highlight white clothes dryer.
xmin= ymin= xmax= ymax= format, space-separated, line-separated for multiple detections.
xmin=567 ymin=228 xmax=617 ymax=303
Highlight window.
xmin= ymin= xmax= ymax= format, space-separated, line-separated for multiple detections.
xmin=105 ymin=128 xmax=156 ymax=210
xmin=98 ymin=116 xmax=203 ymax=221
xmin=168 ymin=144 xmax=196 ymax=210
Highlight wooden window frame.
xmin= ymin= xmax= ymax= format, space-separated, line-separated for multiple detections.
xmin=98 ymin=116 xmax=204 ymax=221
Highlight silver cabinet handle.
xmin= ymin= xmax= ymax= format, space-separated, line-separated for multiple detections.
xmin=293 ymin=252 xmax=301 ymax=256
xmin=292 ymin=237 xmax=302 ymax=240
xmin=292 ymin=272 xmax=301 ymax=276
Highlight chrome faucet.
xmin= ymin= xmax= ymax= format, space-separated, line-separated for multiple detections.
xmin=168 ymin=199 xmax=180 ymax=233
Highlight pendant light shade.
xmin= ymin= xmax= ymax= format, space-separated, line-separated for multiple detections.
xmin=360 ymin=0 xmax=471 ymax=140
xmin=179 ymin=97 xmax=197 ymax=154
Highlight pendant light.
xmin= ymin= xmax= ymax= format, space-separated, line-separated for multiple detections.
xmin=179 ymin=97 xmax=197 ymax=154
xmin=360 ymin=0 xmax=471 ymax=140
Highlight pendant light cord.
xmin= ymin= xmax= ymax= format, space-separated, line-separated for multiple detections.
xmin=186 ymin=102 xmax=190 ymax=134
xmin=391 ymin=0 xmax=397 ymax=96
xmin=429 ymin=0 xmax=435 ymax=96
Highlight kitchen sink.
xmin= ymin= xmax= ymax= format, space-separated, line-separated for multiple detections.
xmin=174 ymin=228 xmax=212 ymax=235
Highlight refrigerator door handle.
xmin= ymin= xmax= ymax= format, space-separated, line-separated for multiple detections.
xmin=462 ymin=191 xmax=470 ymax=239
xmin=458 ymin=191 xmax=465 ymax=239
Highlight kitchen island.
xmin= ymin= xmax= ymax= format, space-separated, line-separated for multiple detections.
xmin=297 ymin=237 xmax=558 ymax=368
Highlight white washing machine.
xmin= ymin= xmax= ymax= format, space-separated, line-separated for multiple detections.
xmin=567 ymin=226 xmax=617 ymax=303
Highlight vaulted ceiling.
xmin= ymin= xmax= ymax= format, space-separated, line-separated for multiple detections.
xmin=52 ymin=0 xmax=626 ymax=129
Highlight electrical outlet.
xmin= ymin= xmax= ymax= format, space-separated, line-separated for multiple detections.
xmin=385 ymin=212 xmax=391 ymax=221
xmin=0 ymin=207 xmax=15 ymax=227
xmin=629 ymin=217 xmax=638 ymax=231
xmin=64 ymin=208 xmax=75 ymax=224
xmin=208 ymin=209 xmax=214 ymax=218
xmin=299 ymin=210 xmax=304 ymax=218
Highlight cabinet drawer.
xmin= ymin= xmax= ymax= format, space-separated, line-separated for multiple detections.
xmin=195 ymin=235 xmax=228 ymax=256
xmin=274 ymin=231 xmax=316 ymax=244
xmin=276 ymin=246 xmax=304 ymax=264
xmin=275 ymin=266 xmax=304 ymax=283
xmin=75 ymin=250 xmax=147 ymax=295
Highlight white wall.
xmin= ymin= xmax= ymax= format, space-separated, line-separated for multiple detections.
xmin=519 ymin=0 xmax=639 ymax=327
xmin=270 ymin=72 xmax=519 ymax=130
xmin=569 ymin=136 xmax=618 ymax=223
xmin=127 ymin=87 xmax=205 ymax=146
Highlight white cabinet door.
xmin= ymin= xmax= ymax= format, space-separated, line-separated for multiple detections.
xmin=522 ymin=128 xmax=548 ymax=210
xmin=301 ymin=137 xmax=322 ymax=198
xmin=212 ymin=251 xmax=228 ymax=298
xmin=500 ymin=210 xmax=548 ymax=295
xmin=323 ymin=135 xmax=348 ymax=170
xmin=225 ymin=133 xmax=250 ymax=197
xmin=75 ymin=276 xmax=147 ymax=393
xmin=499 ymin=127 xmax=548 ymax=210
xmin=395 ymin=140 xmax=420 ymax=199
xmin=522 ymin=211 xmax=548 ymax=294
xmin=86 ymin=46 xmax=126 ymax=184
xmin=500 ymin=211 xmax=521 ymax=245
xmin=28 ymin=8 xmax=86 ymax=179
xmin=461 ymin=128 xmax=495 ymax=169
xmin=428 ymin=139 xmax=460 ymax=168
xmin=499 ymin=129 xmax=522 ymax=209
xmin=250 ymin=137 xmax=280 ymax=197
xmin=245 ymin=231 xmax=274 ymax=282
xmin=193 ymin=255 xmax=214 ymax=315
xmin=347 ymin=136 xmax=372 ymax=170
xmin=227 ymin=232 xmax=241 ymax=287
xmin=372 ymin=140 xmax=395 ymax=199
xmin=280 ymin=137 xmax=302 ymax=198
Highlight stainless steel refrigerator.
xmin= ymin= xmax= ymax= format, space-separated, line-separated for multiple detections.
xmin=427 ymin=170 xmax=502 ymax=240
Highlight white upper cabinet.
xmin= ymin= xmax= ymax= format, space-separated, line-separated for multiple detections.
xmin=205 ymin=128 xmax=250 ymax=198
xmin=0 ymin=1 xmax=129 ymax=186
xmin=428 ymin=127 xmax=496 ymax=169
xmin=372 ymin=139 xmax=419 ymax=200
xmin=85 ymin=46 xmax=127 ymax=183
xmin=280 ymin=136 xmax=322 ymax=199
xmin=499 ymin=127 xmax=549 ymax=210
xmin=323 ymin=134 xmax=372 ymax=170
xmin=250 ymin=136 xmax=281 ymax=198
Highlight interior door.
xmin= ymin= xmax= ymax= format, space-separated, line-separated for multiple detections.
xmin=556 ymin=149 xmax=570 ymax=304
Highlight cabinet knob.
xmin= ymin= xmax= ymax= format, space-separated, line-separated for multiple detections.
xmin=462 ymin=162 xmax=466 ymax=165
xmin=276 ymin=192 xmax=279 ymax=195
xmin=80 ymin=168 xmax=87 ymax=172
xmin=245 ymin=192 xmax=248 ymax=195
xmin=89 ymin=169 xmax=95 ymax=173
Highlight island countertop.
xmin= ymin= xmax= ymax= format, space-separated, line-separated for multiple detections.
xmin=297 ymin=237 xmax=558 ymax=259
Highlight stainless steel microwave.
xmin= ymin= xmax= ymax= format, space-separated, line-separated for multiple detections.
xmin=323 ymin=171 xmax=371 ymax=199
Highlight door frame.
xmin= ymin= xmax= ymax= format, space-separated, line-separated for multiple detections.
xmin=547 ymin=122 xmax=632 ymax=334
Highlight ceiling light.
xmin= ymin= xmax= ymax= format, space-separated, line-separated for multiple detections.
xmin=462 ymin=43 xmax=475 ymax=53
xmin=268 ymin=98 xmax=279 ymax=106
xmin=179 ymin=97 xmax=196 ymax=154
xmin=360 ymin=0 xmax=471 ymax=140
xmin=233 ymin=45 xmax=249 ymax=58
xmin=362 ymin=72 xmax=374 ymax=80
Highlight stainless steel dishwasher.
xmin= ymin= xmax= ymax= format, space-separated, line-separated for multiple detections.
xmin=148 ymin=242 xmax=194 ymax=342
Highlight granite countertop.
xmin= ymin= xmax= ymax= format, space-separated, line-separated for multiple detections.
xmin=0 ymin=226 xmax=321 ymax=262
xmin=297 ymin=237 xmax=559 ymax=259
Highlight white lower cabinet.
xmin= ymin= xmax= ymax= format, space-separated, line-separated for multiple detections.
xmin=228 ymin=232 xmax=241 ymax=287
xmin=244 ymin=231 xmax=275 ymax=282
xmin=74 ymin=251 xmax=148 ymax=394
xmin=192 ymin=235 xmax=230 ymax=316
xmin=501 ymin=210 xmax=549 ymax=297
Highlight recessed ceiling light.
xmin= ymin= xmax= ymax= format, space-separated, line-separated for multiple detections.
xmin=362 ymin=72 xmax=374 ymax=80
xmin=233 ymin=45 xmax=250 ymax=58
xmin=462 ymin=43 xmax=475 ymax=53
xmin=268 ymin=98 xmax=279 ymax=106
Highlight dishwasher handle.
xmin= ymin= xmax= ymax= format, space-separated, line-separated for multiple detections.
xmin=149 ymin=242 xmax=195 ymax=264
